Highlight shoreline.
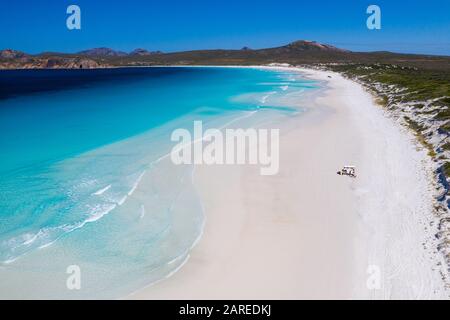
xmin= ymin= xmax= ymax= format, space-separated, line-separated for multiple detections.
xmin=128 ymin=67 xmax=449 ymax=299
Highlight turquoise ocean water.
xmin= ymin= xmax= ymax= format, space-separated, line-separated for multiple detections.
xmin=0 ymin=67 xmax=318 ymax=298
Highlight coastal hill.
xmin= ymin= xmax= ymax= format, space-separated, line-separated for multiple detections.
xmin=1 ymin=40 xmax=449 ymax=70
xmin=0 ymin=49 xmax=28 ymax=59
xmin=129 ymin=48 xmax=163 ymax=56
xmin=77 ymin=47 xmax=128 ymax=57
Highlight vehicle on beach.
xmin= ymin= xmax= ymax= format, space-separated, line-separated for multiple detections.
xmin=337 ymin=165 xmax=356 ymax=178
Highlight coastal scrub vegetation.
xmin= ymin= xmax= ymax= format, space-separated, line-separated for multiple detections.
xmin=329 ymin=64 xmax=450 ymax=101
xmin=329 ymin=64 xmax=450 ymax=136
xmin=443 ymin=162 xmax=450 ymax=178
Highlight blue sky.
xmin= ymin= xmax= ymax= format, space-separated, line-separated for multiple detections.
xmin=1 ymin=0 xmax=449 ymax=55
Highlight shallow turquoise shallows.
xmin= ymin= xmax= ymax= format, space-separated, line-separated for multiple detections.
xmin=0 ymin=67 xmax=318 ymax=298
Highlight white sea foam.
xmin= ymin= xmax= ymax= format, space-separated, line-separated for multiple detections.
xmin=37 ymin=240 xmax=56 ymax=250
xmin=260 ymin=91 xmax=276 ymax=104
xmin=22 ymin=233 xmax=39 ymax=245
xmin=165 ymin=254 xmax=190 ymax=279
xmin=0 ymin=202 xmax=121 ymax=263
xmin=167 ymin=249 xmax=189 ymax=265
xmin=3 ymin=228 xmax=51 ymax=252
xmin=85 ymin=204 xmax=117 ymax=223
xmin=117 ymin=195 xmax=127 ymax=206
xmin=128 ymin=171 xmax=146 ymax=196
xmin=2 ymin=166 xmax=163 ymax=263
xmin=92 ymin=184 xmax=111 ymax=195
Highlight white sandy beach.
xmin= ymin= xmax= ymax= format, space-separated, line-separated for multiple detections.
xmin=128 ymin=68 xmax=448 ymax=300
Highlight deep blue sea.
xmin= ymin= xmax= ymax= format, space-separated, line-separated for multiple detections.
xmin=0 ymin=66 xmax=318 ymax=298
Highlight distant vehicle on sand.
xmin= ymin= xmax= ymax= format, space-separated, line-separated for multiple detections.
xmin=337 ymin=166 xmax=356 ymax=178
